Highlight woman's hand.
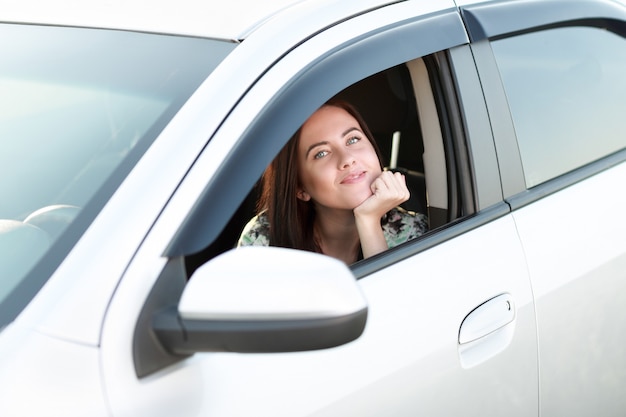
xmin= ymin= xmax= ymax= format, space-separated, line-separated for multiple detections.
xmin=354 ymin=170 xmax=410 ymax=219
xmin=353 ymin=170 xmax=410 ymax=258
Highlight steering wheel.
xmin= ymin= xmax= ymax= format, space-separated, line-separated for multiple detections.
xmin=23 ymin=204 xmax=81 ymax=241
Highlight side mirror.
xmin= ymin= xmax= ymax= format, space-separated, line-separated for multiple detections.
xmin=153 ymin=247 xmax=368 ymax=355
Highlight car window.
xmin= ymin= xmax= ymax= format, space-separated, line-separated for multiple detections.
xmin=491 ymin=26 xmax=626 ymax=187
xmin=170 ymin=8 xmax=482 ymax=279
xmin=184 ymin=52 xmax=475 ymax=274
xmin=0 ymin=23 xmax=235 ymax=311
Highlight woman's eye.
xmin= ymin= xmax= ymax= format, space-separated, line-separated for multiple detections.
xmin=314 ymin=150 xmax=329 ymax=159
xmin=347 ymin=136 xmax=361 ymax=145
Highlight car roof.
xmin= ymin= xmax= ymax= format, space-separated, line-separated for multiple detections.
xmin=0 ymin=0 xmax=408 ymax=40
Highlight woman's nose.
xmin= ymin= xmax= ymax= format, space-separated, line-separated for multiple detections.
xmin=338 ymin=150 xmax=356 ymax=169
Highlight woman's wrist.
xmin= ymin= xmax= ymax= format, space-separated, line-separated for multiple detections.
xmin=354 ymin=212 xmax=387 ymax=258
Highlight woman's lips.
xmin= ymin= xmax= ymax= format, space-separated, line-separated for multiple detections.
xmin=340 ymin=171 xmax=367 ymax=184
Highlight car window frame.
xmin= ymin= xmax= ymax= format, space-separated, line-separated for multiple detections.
xmin=166 ymin=7 xmax=472 ymax=259
xmin=462 ymin=0 xmax=626 ymax=208
xmin=165 ymin=5 xmax=524 ymax=281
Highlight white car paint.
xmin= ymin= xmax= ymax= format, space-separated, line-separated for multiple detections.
xmin=513 ymin=162 xmax=626 ymax=416
xmin=0 ymin=325 xmax=108 ymax=416
xmin=0 ymin=0 xmax=401 ymax=40
xmin=101 ymin=215 xmax=537 ymax=417
xmin=1 ymin=0 xmax=625 ymax=416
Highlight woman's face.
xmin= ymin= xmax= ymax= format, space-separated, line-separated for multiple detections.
xmin=296 ymin=105 xmax=382 ymax=211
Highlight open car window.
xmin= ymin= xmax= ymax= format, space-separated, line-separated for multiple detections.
xmin=184 ymin=51 xmax=475 ymax=274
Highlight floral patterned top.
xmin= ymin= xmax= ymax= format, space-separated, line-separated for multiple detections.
xmin=237 ymin=207 xmax=428 ymax=250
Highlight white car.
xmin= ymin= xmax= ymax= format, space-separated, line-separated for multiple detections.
xmin=1 ymin=0 xmax=626 ymax=415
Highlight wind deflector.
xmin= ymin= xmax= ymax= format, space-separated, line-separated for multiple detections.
xmin=460 ymin=0 xmax=626 ymax=42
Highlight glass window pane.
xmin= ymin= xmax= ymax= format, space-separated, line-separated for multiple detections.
xmin=0 ymin=23 xmax=235 ymax=316
xmin=492 ymin=26 xmax=626 ymax=187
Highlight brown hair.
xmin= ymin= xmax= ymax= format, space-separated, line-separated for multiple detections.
xmin=256 ymin=99 xmax=383 ymax=252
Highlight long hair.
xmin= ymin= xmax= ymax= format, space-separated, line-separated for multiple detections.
xmin=256 ymin=99 xmax=383 ymax=252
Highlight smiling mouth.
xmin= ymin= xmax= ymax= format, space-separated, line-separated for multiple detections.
xmin=341 ymin=171 xmax=366 ymax=184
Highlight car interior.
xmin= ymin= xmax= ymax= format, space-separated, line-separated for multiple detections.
xmin=185 ymin=54 xmax=464 ymax=276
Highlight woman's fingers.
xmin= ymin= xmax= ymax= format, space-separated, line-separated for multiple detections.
xmin=356 ymin=171 xmax=410 ymax=219
xmin=372 ymin=171 xmax=410 ymax=202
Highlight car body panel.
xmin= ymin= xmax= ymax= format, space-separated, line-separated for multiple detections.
xmin=0 ymin=325 xmax=108 ymax=416
xmin=102 ymin=212 xmax=537 ymax=416
xmin=0 ymin=0 xmax=399 ymax=40
xmin=513 ymin=162 xmax=626 ymax=416
xmin=466 ymin=1 xmax=626 ymax=415
xmin=1 ymin=0 xmax=625 ymax=415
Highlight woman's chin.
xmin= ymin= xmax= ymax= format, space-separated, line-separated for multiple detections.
xmin=351 ymin=192 xmax=374 ymax=209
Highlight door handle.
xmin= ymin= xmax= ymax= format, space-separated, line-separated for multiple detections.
xmin=458 ymin=293 xmax=516 ymax=368
xmin=459 ymin=293 xmax=515 ymax=344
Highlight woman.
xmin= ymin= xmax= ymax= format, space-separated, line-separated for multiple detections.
xmin=238 ymin=99 xmax=428 ymax=264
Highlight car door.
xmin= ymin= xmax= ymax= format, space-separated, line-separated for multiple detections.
xmin=463 ymin=0 xmax=626 ymax=415
xmin=101 ymin=2 xmax=538 ymax=416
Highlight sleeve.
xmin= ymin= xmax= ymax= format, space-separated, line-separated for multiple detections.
xmin=382 ymin=207 xmax=428 ymax=249
xmin=237 ymin=213 xmax=270 ymax=247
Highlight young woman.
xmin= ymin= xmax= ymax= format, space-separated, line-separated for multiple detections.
xmin=238 ymin=99 xmax=428 ymax=264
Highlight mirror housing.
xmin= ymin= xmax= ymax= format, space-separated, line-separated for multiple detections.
xmin=153 ymin=247 xmax=368 ymax=355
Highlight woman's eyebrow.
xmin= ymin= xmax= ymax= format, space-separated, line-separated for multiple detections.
xmin=342 ymin=127 xmax=360 ymax=137
xmin=305 ymin=141 xmax=329 ymax=159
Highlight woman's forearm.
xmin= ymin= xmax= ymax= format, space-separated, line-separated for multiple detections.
xmin=354 ymin=214 xmax=388 ymax=258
